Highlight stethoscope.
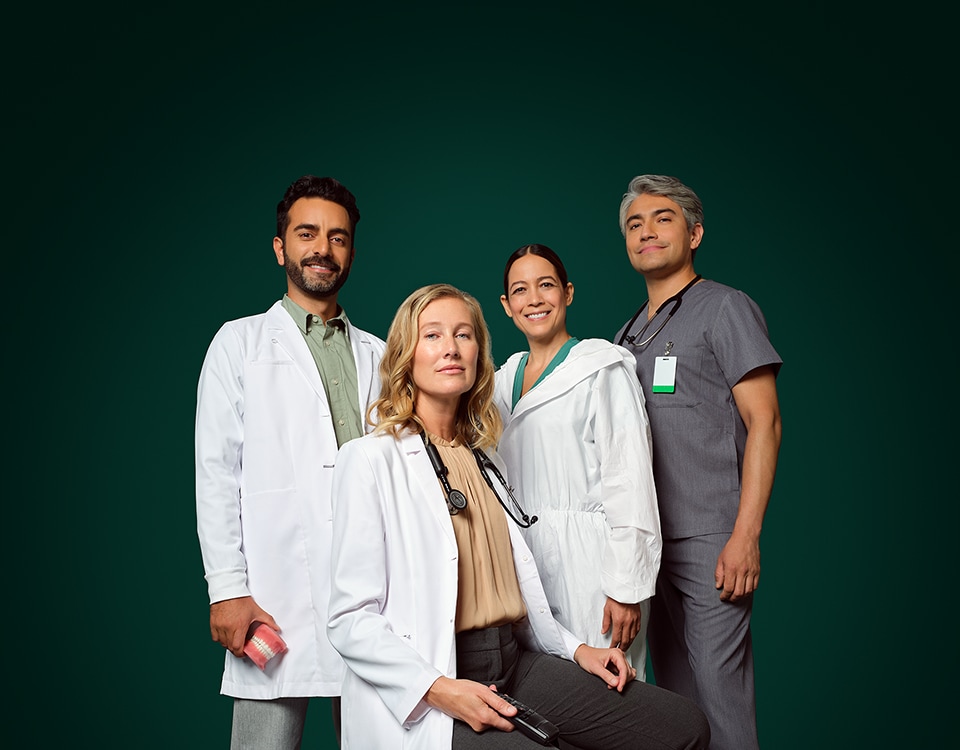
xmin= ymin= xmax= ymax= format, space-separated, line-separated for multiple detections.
xmin=422 ymin=434 xmax=538 ymax=528
xmin=616 ymin=274 xmax=701 ymax=349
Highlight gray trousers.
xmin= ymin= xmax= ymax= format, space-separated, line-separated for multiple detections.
xmin=647 ymin=534 xmax=758 ymax=750
xmin=452 ymin=624 xmax=709 ymax=749
xmin=230 ymin=695 xmax=341 ymax=749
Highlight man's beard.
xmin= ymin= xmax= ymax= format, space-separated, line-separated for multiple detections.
xmin=285 ymin=252 xmax=352 ymax=298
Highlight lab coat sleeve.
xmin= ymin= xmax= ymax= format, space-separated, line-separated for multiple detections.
xmin=593 ymin=361 xmax=662 ymax=604
xmin=195 ymin=323 xmax=250 ymax=604
xmin=327 ymin=438 xmax=445 ymax=728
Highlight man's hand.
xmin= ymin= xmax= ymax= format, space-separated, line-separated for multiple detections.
xmin=601 ymin=597 xmax=643 ymax=650
xmin=210 ymin=596 xmax=280 ymax=657
xmin=714 ymin=530 xmax=761 ymax=602
xmin=573 ymin=644 xmax=636 ymax=691
xmin=424 ymin=677 xmax=517 ymax=733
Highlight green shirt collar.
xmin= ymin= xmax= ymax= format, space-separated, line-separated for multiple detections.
xmin=281 ymin=294 xmax=350 ymax=335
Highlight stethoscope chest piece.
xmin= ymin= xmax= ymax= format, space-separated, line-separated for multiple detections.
xmin=447 ymin=488 xmax=468 ymax=512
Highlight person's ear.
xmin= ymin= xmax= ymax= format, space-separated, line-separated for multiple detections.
xmin=690 ymin=223 xmax=704 ymax=251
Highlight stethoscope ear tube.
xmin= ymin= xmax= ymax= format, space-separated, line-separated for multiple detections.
xmin=473 ymin=449 xmax=538 ymax=529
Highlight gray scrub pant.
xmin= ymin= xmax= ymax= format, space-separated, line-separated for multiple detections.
xmin=648 ymin=534 xmax=758 ymax=750
xmin=452 ymin=623 xmax=709 ymax=749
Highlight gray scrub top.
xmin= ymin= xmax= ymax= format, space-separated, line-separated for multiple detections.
xmin=615 ymin=279 xmax=782 ymax=539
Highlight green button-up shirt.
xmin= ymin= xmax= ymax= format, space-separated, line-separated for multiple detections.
xmin=282 ymin=295 xmax=363 ymax=447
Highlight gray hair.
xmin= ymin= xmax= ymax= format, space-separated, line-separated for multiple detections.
xmin=619 ymin=174 xmax=704 ymax=236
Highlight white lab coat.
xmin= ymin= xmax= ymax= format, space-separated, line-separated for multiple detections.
xmin=493 ymin=339 xmax=661 ymax=673
xmin=195 ymin=300 xmax=385 ymax=698
xmin=327 ymin=430 xmax=584 ymax=750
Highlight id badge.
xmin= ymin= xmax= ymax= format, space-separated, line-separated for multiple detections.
xmin=652 ymin=356 xmax=677 ymax=393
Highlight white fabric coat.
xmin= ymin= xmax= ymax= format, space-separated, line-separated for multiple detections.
xmin=195 ymin=300 xmax=385 ymax=698
xmin=327 ymin=430 xmax=584 ymax=750
xmin=493 ymin=339 xmax=661 ymax=673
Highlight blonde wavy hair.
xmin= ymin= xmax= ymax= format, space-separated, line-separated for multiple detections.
xmin=369 ymin=283 xmax=502 ymax=450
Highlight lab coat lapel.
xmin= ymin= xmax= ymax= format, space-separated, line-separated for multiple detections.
xmin=510 ymin=341 xmax=620 ymax=420
xmin=508 ymin=353 xmax=581 ymax=420
xmin=265 ymin=301 xmax=328 ymax=402
xmin=400 ymin=432 xmax=457 ymax=548
xmin=348 ymin=321 xmax=379 ymax=433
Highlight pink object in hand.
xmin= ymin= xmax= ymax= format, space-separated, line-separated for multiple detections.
xmin=243 ymin=623 xmax=288 ymax=670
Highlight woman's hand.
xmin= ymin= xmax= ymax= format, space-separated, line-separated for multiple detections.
xmin=601 ymin=597 xmax=643 ymax=650
xmin=424 ymin=676 xmax=517 ymax=732
xmin=573 ymin=644 xmax=636 ymax=692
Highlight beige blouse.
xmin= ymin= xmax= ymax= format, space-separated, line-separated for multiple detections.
xmin=428 ymin=434 xmax=527 ymax=633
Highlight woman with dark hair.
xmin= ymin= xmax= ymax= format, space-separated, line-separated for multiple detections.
xmin=327 ymin=283 xmax=708 ymax=748
xmin=495 ymin=245 xmax=661 ymax=678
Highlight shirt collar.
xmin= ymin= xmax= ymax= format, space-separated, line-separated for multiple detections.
xmin=282 ymin=294 xmax=350 ymax=334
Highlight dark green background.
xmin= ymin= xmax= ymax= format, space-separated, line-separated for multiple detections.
xmin=6 ymin=2 xmax=955 ymax=747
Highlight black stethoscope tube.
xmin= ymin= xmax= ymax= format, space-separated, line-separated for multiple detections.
xmin=421 ymin=433 xmax=537 ymax=528
xmin=616 ymin=274 xmax=702 ymax=349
